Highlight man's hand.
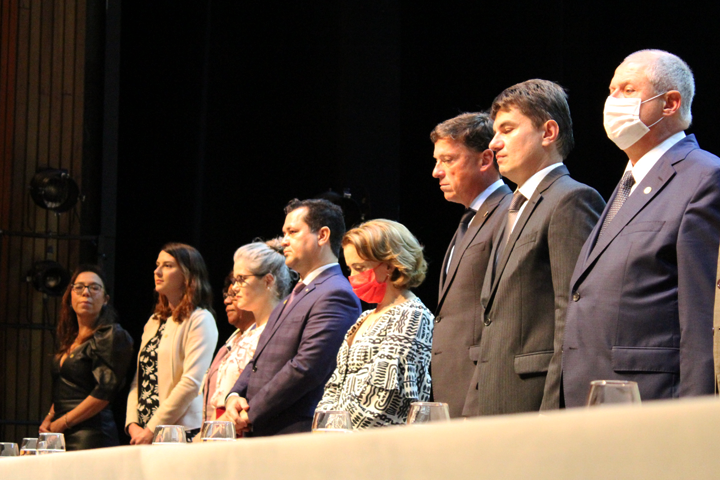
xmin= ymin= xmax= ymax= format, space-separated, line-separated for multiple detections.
xmin=128 ymin=423 xmax=154 ymax=445
xmin=226 ymin=396 xmax=252 ymax=433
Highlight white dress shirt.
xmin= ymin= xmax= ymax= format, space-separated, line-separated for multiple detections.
xmin=624 ymin=131 xmax=686 ymax=195
xmin=511 ymin=163 xmax=564 ymax=233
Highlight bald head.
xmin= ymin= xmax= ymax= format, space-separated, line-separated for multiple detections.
xmin=621 ymin=50 xmax=695 ymax=129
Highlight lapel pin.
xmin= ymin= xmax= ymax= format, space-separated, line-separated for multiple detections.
xmin=643 ymin=187 xmax=652 ymax=194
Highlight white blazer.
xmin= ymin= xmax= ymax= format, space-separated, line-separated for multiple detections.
xmin=126 ymin=308 xmax=218 ymax=432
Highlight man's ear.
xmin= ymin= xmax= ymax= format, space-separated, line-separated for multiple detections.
xmin=663 ymin=90 xmax=682 ymax=117
xmin=478 ymin=148 xmax=495 ymax=171
xmin=316 ymin=226 xmax=331 ymax=246
xmin=541 ymin=119 xmax=560 ymax=147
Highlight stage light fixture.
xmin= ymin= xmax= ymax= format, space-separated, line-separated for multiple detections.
xmin=29 ymin=168 xmax=80 ymax=213
xmin=27 ymin=260 xmax=71 ymax=296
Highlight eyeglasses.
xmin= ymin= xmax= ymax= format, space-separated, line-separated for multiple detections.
xmin=222 ymin=291 xmax=236 ymax=299
xmin=232 ymin=274 xmax=264 ymax=287
xmin=71 ymin=283 xmax=104 ymax=295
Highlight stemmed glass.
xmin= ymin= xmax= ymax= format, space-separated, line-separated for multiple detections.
xmin=200 ymin=421 xmax=236 ymax=442
xmin=586 ymin=380 xmax=642 ymax=406
xmin=37 ymin=433 xmax=66 ymax=453
xmin=152 ymin=425 xmax=187 ymax=444
xmin=20 ymin=438 xmax=38 ymax=456
xmin=406 ymin=402 xmax=451 ymax=424
xmin=312 ymin=410 xmax=353 ymax=434
xmin=0 ymin=442 xmax=20 ymax=457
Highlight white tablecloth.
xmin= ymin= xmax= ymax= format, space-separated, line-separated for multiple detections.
xmin=3 ymin=396 xmax=720 ymax=480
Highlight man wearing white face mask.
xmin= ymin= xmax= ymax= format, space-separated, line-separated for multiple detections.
xmin=562 ymin=49 xmax=720 ymax=407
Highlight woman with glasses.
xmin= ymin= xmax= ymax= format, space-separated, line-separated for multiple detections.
xmin=199 ymin=274 xmax=255 ymax=423
xmin=201 ymin=238 xmax=293 ymax=425
xmin=316 ymin=219 xmax=434 ymax=428
xmin=39 ymin=265 xmax=133 ymax=450
xmin=125 ymin=243 xmax=218 ymax=444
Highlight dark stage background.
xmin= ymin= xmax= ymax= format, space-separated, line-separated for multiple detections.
xmin=109 ymin=0 xmax=720 ymax=435
xmin=115 ymin=1 xmax=720 ymax=341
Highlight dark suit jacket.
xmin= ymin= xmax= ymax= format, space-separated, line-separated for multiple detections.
xmin=432 ymin=184 xmax=512 ymax=417
xmin=563 ymin=135 xmax=720 ymax=407
xmin=472 ymin=164 xmax=605 ymax=415
xmin=229 ymin=265 xmax=361 ymax=436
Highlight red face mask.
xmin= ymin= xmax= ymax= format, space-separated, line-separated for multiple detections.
xmin=349 ymin=266 xmax=387 ymax=304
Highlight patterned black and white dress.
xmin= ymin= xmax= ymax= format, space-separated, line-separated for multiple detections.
xmin=137 ymin=321 xmax=165 ymax=428
xmin=317 ymin=297 xmax=433 ymax=429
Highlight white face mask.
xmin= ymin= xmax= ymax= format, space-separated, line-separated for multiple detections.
xmin=603 ymin=92 xmax=666 ymax=150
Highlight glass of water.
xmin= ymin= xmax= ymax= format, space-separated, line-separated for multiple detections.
xmin=200 ymin=421 xmax=236 ymax=442
xmin=37 ymin=433 xmax=66 ymax=453
xmin=152 ymin=425 xmax=187 ymax=444
xmin=586 ymin=380 xmax=642 ymax=406
xmin=0 ymin=442 xmax=20 ymax=457
xmin=406 ymin=402 xmax=451 ymax=424
xmin=312 ymin=410 xmax=353 ymax=434
xmin=20 ymin=438 xmax=38 ymax=456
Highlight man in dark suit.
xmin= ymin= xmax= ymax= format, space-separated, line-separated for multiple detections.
xmin=225 ymin=199 xmax=361 ymax=436
xmin=430 ymin=112 xmax=511 ymax=418
xmin=563 ymin=50 xmax=720 ymax=406
xmin=470 ymin=79 xmax=605 ymax=415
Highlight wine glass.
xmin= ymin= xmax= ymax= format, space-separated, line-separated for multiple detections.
xmin=20 ymin=438 xmax=38 ymax=456
xmin=312 ymin=410 xmax=353 ymax=434
xmin=406 ymin=402 xmax=451 ymax=424
xmin=0 ymin=442 xmax=20 ymax=457
xmin=37 ymin=433 xmax=66 ymax=453
xmin=200 ymin=421 xmax=236 ymax=442
xmin=586 ymin=380 xmax=642 ymax=406
xmin=152 ymin=425 xmax=187 ymax=444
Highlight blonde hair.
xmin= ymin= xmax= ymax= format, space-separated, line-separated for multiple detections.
xmin=342 ymin=219 xmax=427 ymax=289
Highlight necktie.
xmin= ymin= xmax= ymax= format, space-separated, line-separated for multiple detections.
xmin=454 ymin=208 xmax=477 ymax=248
xmin=286 ymin=281 xmax=306 ymax=307
xmin=599 ymin=171 xmax=635 ymax=237
xmin=503 ymin=190 xmax=527 ymax=246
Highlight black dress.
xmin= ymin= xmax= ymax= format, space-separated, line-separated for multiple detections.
xmin=51 ymin=323 xmax=133 ymax=450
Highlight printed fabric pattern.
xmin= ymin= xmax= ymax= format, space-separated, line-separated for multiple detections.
xmin=210 ymin=323 xmax=266 ymax=410
xmin=317 ymin=297 xmax=434 ymax=429
xmin=137 ymin=321 xmax=165 ymax=428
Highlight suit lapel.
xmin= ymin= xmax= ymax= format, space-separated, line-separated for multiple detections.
xmin=487 ymin=165 xmax=569 ymax=307
xmin=574 ymin=137 xmax=696 ymax=284
xmin=437 ymin=185 xmax=511 ymax=309
xmin=252 ymin=265 xmax=338 ymax=358
xmin=438 ymin=229 xmax=459 ymax=298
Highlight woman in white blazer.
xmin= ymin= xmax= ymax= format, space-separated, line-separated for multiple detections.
xmin=126 ymin=243 xmax=218 ymax=444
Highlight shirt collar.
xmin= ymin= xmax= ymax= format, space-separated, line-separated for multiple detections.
xmin=468 ymin=179 xmax=506 ymax=211
xmin=624 ymin=131 xmax=686 ymax=185
xmin=301 ymin=262 xmax=338 ymax=286
xmin=517 ymin=163 xmax=563 ymax=200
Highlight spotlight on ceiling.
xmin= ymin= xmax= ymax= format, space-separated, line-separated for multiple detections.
xmin=29 ymin=168 xmax=80 ymax=213
xmin=27 ymin=261 xmax=71 ymax=296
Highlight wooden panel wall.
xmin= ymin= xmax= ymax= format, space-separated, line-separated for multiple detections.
xmin=0 ymin=0 xmax=88 ymax=443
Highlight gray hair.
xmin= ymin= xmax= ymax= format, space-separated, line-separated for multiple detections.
xmin=624 ymin=49 xmax=695 ymax=129
xmin=233 ymin=238 xmax=292 ymax=300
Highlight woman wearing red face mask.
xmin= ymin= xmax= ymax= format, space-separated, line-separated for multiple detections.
xmin=316 ymin=219 xmax=434 ymax=428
